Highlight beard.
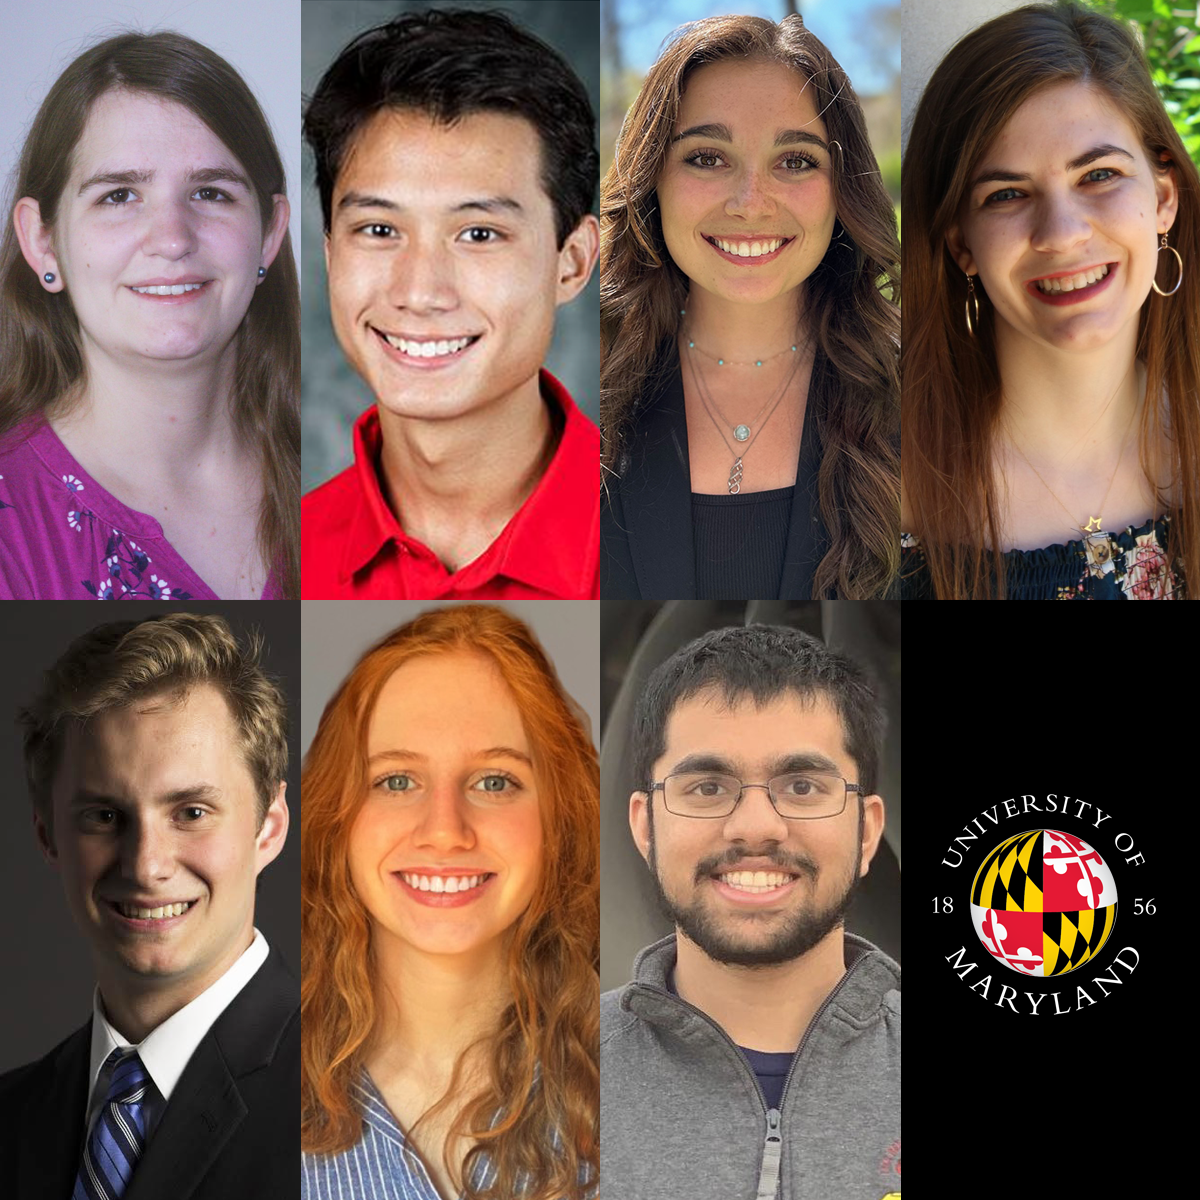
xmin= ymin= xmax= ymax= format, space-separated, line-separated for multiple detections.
xmin=646 ymin=802 xmax=863 ymax=968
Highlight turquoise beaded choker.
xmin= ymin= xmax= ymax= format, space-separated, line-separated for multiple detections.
xmin=679 ymin=309 xmax=797 ymax=367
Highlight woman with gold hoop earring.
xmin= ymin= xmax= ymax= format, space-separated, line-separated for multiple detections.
xmin=902 ymin=2 xmax=1200 ymax=599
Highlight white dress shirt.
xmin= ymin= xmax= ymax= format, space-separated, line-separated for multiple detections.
xmin=83 ymin=928 xmax=270 ymax=1140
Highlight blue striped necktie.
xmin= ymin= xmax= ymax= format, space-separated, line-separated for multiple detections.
xmin=72 ymin=1050 xmax=154 ymax=1200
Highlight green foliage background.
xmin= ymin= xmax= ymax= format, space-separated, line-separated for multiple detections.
xmin=1082 ymin=0 xmax=1200 ymax=161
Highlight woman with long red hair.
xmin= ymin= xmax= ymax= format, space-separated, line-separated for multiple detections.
xmin=301 ymin=605 xmax=598 ymax=1199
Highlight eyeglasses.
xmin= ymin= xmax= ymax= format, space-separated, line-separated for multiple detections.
xmin=649 ymin=772 xmax=863 ymax=820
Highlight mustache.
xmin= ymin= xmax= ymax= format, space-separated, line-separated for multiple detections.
xmin=693 ymin=848 xmax=818 ymax=882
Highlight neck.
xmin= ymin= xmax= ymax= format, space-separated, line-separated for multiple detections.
xmin=95 ymin=927 xmax=253 ymax=1044
xmin=673 ymin=924 xmax=846 ymax=1053
xmin=994 ymin=322 xmax=1143 ymax=456
xmin=55 ymin=342 xmax=240 ymax=480
xmin=376 ymin=374 xmax=554 ymax=568
xmin=682 ymin=286 xmax=806 ymax=362
xmin=367 ymin=937 xmax=511 ymax=1082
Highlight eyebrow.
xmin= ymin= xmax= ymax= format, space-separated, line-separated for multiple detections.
xmin=671 ymin=123 xmax=828 ymax=151
xmin=668 ymin=750 xmax=843 ymax=777
xmin=76 ymin=165 xmax=252 ymax=196
xmin=336 ymin=192 xmax=525 ymax=216
xmin=367 ymin=746 xmax=533 ymax=768
xmin=69 ymin=784 xmax=223 ymax=809
xmin=970 ymin=143 xmax=1136 ymax=189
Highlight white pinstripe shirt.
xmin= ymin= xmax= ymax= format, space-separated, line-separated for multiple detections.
xmin=301 ymin=1071 xmax=595 ymax=1200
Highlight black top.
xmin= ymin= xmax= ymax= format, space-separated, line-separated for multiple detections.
xmin=692 ymin=486 xmax=794 ymax=599
xmin=900 ymin=514 xmax=1183 ymax=599
xmin=601 ymin=348 xmax=828 ymax=599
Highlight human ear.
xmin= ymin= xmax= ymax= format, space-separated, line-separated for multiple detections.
xmin=1155 ymin=156 xmax=1180 ymax=237
xmin=945 ymin=223 xmax=977 ymax=277
xmin=13 ymin=197 xmax=63 ymax=291
xmin=629 ymin=789 xmax=651 ymax=866
xmin=555 ymin=213 xmax=600 ymax=306
xmin=257 ymin=194 xmax=291 ymax=281
xmin=254 ymin=781 xmax=290 ymax=873
xmin=858 ymin=794 xmax=886 ymax=878
xmin=33 ymin=809 xmax=59 ymax=866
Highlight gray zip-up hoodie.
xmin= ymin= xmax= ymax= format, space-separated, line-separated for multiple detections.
xmin=600 ymin=932 xmax=901 ymax=1200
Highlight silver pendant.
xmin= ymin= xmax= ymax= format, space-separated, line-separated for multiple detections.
xmin=733 ymin=424 xmax=750 ymax=442
xmin=728 ymin=457 xmax=743 ymax=494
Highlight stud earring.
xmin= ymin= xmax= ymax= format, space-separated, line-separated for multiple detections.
xmin=43 ymin=272 xmax=55 ymax=284
xmin=257 ymin=267 xmax=266 ymax=278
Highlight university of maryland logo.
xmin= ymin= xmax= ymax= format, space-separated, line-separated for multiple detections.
xmin=970 ymin=829 xmax=1117 ymax=976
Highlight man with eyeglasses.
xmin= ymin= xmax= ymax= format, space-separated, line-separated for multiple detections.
xmin=601 ymin=624 xmax=900 ymax=1200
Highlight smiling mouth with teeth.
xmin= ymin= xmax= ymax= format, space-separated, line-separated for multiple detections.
xmin=705 ymin=236 xmax=792 ymax=259
xmin=1033 ymin=264 xmax=1111 ymax=294
xmin=715 ymin=869 xmax=801 ymax=894
xmin=130 ymin=282 xmax=208 ymax=296
xmin=399 ymin=871 xmax=494 ymax=894
xmin=378 ymin=331 xmax=482 ymax=359
xmin=112 ymin=899 xmax=197 ymax=920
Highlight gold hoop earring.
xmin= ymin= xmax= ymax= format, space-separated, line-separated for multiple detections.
xmin=1151 ymin=233 xmax=1183 ymax=297
xmin=965 ymin=273 xmax=981 ymax=337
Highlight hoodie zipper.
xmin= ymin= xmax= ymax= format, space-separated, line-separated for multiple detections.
xmin=634 ymin=955 xmax=866 ymax=1200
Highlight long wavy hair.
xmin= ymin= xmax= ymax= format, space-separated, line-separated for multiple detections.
xmin=0 ymin=32 xmax=300 ymax=597
xmin=601 ymin=14 xmax=900 ymax=598
xmin=902 ymin=3 xmax=1200 ymax=599
xmin=301 ymin=605 xmax=598 ymax=1200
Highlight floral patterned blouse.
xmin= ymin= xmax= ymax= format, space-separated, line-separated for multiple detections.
xmin=0 ymin=415 xmax=280 ymax=600
xmin=900 ymin=515 xmax=1182 ymax=599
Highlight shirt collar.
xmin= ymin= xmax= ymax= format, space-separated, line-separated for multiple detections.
xmin=340 ymin=369 xmax=598 ymax=595
xmin=87 ymin=928 xmax=270 ymax=1113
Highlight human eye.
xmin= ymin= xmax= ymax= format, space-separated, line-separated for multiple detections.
xmin=357 ymin=222 xmax=397 ymax=239
xmin=778 ymin=151 xmax=820 ymax=173
xmin=458 ymin=226 xmax=505 ymax=245
xmin=79 ymin=807 xmax=120 ymax=830
xmin=372 ymin=772 xmax=418 ymax=795
xmin=469 ymin=771 xmax=524 ymax=800
xmin=99 ymin=188 xmax=137 ymax=206
xmin=683 ymin=775 xmax=733 ymax=797
xmin=177 ymin=805 xmax=209 ymax=824
xmin=683 ymin=149 xmax=726 ymax=170
xmin=983 ymin=187 xmax=1024 ymax=206
xmin=193 ymin=185 xmax=233 ymax=203
xmin=1082 ymin=167 xmax=1120 ymax=185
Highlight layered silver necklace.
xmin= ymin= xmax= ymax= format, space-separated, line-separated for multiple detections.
xmin=683 ymin=337 xmax=804 ymax=494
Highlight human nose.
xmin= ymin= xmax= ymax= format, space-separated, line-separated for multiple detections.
xmin=722 ymin=782 xmax=790 ymax=842
xmin=388 ymin=236 xmax=458 ymax=314
xmin=1030 ymin=189 xmax=1091 ymax=256
xmin=142 ymin=197 xmax=199 ymax=260
xmin=120 ymin=817 xmax=174 ymax=885
xmin=725 ymin=166 xmax=777 ymax=221
xmin=411 ymin=781 xmax=476 ymax=852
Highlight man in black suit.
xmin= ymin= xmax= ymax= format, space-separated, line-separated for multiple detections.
xmin=0 ymin=613 xmax=298 ymax=1198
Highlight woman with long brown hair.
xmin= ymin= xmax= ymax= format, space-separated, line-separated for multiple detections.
xmin=301 ymin=605 xmax=598 ymax=1200
xmin=0 ymin=31 xmax=299 ymax=599
xmin=902 ymin=3 xmax=1199 ymax=599
xmin=600 ymin=14 xmax=900 ymax=600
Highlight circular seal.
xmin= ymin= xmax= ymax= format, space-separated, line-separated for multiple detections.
xmin=969 ymin=828 xmax=1117 ymax=976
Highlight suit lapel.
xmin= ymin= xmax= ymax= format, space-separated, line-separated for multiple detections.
xmin=779 ymin=350 xmax=829 ymax=598
xmin=14 ymin=1024 xmax=90 ymax=1200
xmin=621 ymin=359 xmax=697 ymax=599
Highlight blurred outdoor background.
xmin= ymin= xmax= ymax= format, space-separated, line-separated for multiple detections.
xmin=601 ymin=0 xmax=902 ymax=214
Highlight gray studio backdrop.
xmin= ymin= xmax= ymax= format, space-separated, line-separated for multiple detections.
xmin=599 ymin=600 xmax=902 ymax=994
xmin=301 ymin=0 xmax=602 ymax=495
xmin=1 ymin=0 xmax=300 ymax=288
xmin=0 ymin=602 xmax=301 ymax=1073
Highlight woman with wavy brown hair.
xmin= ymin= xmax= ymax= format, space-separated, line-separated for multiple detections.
xmin=0 ymin=31 xmax=299 ymax=599
xmin=301 ymin=605 xmax=598 ymax=1200
xmin=902 ymin=3 xmax=1200 ymax=599
xmin=600 ymin=13 xmax=900 ymax=600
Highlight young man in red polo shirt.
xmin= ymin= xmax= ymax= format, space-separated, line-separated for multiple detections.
xmin=301 ymin=10 xmax=600 ymax=598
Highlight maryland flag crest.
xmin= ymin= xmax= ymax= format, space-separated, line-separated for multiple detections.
xmin=969 ymin=829 xmax=1117 ymax=976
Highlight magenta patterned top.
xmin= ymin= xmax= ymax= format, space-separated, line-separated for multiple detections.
xmin=0 ymin=416 xmax=280 ymax=600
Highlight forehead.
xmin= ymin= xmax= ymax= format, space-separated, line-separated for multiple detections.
xmin=659 ymin=689 xmax=850 ymax=769
xmin=334 ymin=107 xmax=551 ymax=212
xmin=980 ymin=81 xmax=1143 ymax=168
xmin=71 ymin=89 xmax=236 ymax=179
xmin=677 ymin=58 xmax=827 ymax=142
xmin=55 ymin=684 xmax=249 ymax=793
xmin=367 ymin=651 xmax=530 ymax=753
